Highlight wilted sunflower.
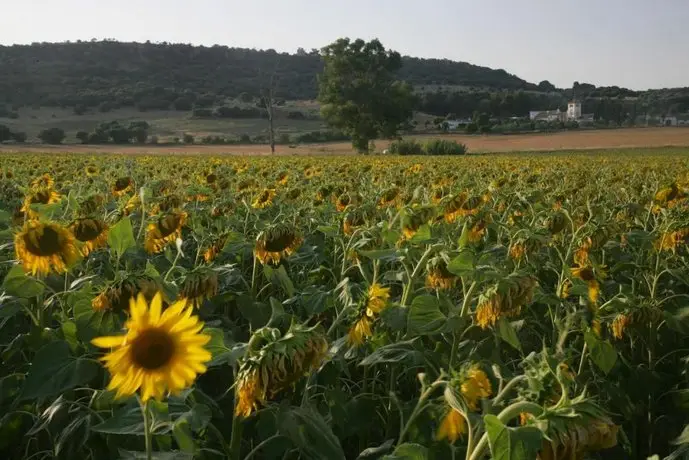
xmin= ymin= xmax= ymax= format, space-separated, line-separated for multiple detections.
xmin=401 ymin=206 xmax=437 ymax=240
xmin=91 ymin=292 xmax=211 ymax=401
xmin=347 ymin=313 xmax=374 ymax=346
xmin=144 ymin=211 xmax=188 ymax=254
xmin=443 ymin=193 xmax=482 ymax=223
xmin=21 ymin=188 xmax=61 ymax=216
xmin=85 ymin=165 xmax=99 ymax=176
xmin=536 ymin=406 xmax=618 ymax=460
xmin=426 ymin=258 xmax=457 ymax=290
xmin=122 ymin=194 xmax=141 ymax=216
xmin=378 ymin=187 xmax=400 ymax=209
xmin=365 ymin=283 xmax=390 ymax=315
xmin=276 ymin=170 xmax=289 ymax=186
xmin=92 ymin=276 xmax=160 ymax=312
xmin=654 ymin=227 xmax=689 ymax=252
xmin=203 ymin=235 xmax=227 ymax=263
xmin=461 ymin=366 xmax=493 ymax=410
xmin=112 ymin=177 xmax=134 ymax=197
xmin=14 ymin=220 xmax=79 ymax=276
xmin=335 ymin=193 xmax=354 ymax=212
xmin=475 ymin=276 xmax=537 ymax=329
xmin=467 ymin=221 xmax=487 ymax=244
xmin=179 ymin=269 xmax=219 ymax=308
xmin=436 ymin=408 xmax=466 ymax=443
xmin=570 ymin=266 xmax=601 ymax=304
xmin=235 ymin=325 xmax=328 ymax=417
xmin=30 ymin=173 xmax=54 ymax=189
xmin=254 ymin=224 xmax=303 ymax=265
xmin=251 ymin=189 xmax=276 ymax=209
xmin=70 ymin=218 xmax=108 ymax=256
xmin=343 ymin=207 xmax=370 ymax=236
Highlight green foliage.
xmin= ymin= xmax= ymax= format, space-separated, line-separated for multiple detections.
xmin=424 ymin=139 xmax=467 ymax=155
xmin=388 ymin=139 xmax=424 ymax=155
xmin=38 ymin=127 xmax=66 ymax=144
xmin=388 ymin=138 xmax=467 ymax=155
xmin=318 ymin=38 xmax=415 ymax=153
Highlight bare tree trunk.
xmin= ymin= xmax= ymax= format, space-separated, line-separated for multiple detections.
xmin=267 ymin=94 xmax=275 ymax=154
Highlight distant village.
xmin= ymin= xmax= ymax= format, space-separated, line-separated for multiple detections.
xmin=528 ymin=101 xmax=688 ymax=126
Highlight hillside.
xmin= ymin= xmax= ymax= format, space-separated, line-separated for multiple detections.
xmin=0 ymin=40 xmax=536 ymax=109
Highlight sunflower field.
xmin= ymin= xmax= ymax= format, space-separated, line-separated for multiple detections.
xmin=2 ymin=150 xmax=689 ymax=460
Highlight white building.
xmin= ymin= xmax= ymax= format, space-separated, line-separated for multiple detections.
xmin=567 ymin=101 xmax=582 ymax=120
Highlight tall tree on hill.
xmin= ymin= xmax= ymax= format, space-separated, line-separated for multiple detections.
xmin=317 ymin=38 xmax=415 ymax=154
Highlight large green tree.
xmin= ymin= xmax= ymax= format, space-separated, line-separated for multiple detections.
xmin=318 ymin=38 xmax=415 ymax=153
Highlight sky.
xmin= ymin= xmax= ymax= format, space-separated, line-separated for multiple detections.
xmin=3 ymin=0 xmax=689 ymax=90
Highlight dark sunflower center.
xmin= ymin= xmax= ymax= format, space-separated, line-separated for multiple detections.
xmin=579 ymin=268 xmax=595 ymax=281
xmin=31 ymin=190 xmax=52 ymax=204
xmin=206 ymin=174 xmax=217 ymax=184
xmin=258 ymin=191 xmax=271 ymax=203
xmin=74 ymin=220 xmax=102 ymax=241
xmin=87 ymin=166 xmax=97 ymax=174
xmin=265 ymin=232 xmax=295 ymax=252
xmin=158 ymin=214 xmax=182 ymax=237
xmin=24 ymin=226 xmax=62 ymax=256
xmin=29 ymin=226 xmax=63 ymax=254
xmin=130 ymin=328 xmax=175 ymax=370
xmin=114 ymin=178 xmax=131 ymax=191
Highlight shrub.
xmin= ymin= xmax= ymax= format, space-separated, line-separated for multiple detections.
xmin=466 ymin=123 xmax=478 ymax=134
xmin=388 ymin=139 xmax=424 ymax=155
xmin=38 ymin=128 xmax=66 ymax=145
xmin=11 ymin=131 xmax=26 ymax=143
xmin=76 ymin=131 xmax=89 ymax=144
xmin=183 ymin=134 xmax=194 ymax=144
xmin=425 ymin=139 xmax=467 ymax=155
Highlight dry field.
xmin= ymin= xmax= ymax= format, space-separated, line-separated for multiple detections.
xmin=1 ymin=127 xmax=689 ymax=155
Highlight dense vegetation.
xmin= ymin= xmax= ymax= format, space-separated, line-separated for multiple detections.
xmin=0 ymin=40 xmax=532 ymax=110
xmin=2 ymin=150 xmax=689 ymax=459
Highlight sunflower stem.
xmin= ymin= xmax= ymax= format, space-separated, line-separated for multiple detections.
xmin=136 ymin=187 xmax=146 ymax=241
xmin=397 ymin=379 xmax=445 ymax=445
xmin=139 ymin=398 xmax=153 ymax=460
xmin=229 ymin=410 xmax=244 ymax=460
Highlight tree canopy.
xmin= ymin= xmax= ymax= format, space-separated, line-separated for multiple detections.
xmin=318 ymin=38 xmax=415 ymax=153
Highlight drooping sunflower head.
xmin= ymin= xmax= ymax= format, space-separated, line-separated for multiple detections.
xmin=14 ymin=220 xmax=79 ymax=276
xmin=546 ymin=211 xmax=568 ymax=235
xmin=425 ymin=258 xmax=457 ymax=290
xmin=69 ymin=218 xmax=108 ymax=256
xmin=235 ymin=324 xmax=328 ymax=417
xmin=91 ymin=292 xmax=212 ymax=401
xmin=254 ymin=224 xmax=303 ymax=265
xmin=144 ymin=211 xmax=188 ymax=254
xmin=365 ymin=283 xmax=390 ymax=316
xmin=475 ymin=276 xmax=537 ymax=329
xmin=347 ymin=313 xmax=374 ymax=346
xmin=21 ymin=188 xmax=61 ymax=217
xmin=113 ymin=177 xmax=134 ymax=196
xmin=79 ymin=194 xmax=105 ymax=217
xmin=401 ymin=205 xmax=437 ymax=240
xmin=85 ymin=165 xmax=99 ymax=177
xmin=179 ymin=269 xmax=219 ymax=308
xmin=29 ymin=173 xmax=54 ymax=189
xmin=276 ymin=170 xmax=289 ymax=186
xmin=436 ymin=408 xmax=467 ymax=443
xmin=343 ymin=207 xmax=372 ymax=236
xmin=251 ymin=188 xmax=276 ymax=209
xmin=459 ymin=365 xmax=493 ymax=411
xmin=378 ymin=186 xmax=400 ymax=208
xmin=92 ymin=276 xmax=160 ymax=313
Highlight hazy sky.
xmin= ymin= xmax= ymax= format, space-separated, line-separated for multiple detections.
xmin=3 ymin=0 xmax=688 ymax=90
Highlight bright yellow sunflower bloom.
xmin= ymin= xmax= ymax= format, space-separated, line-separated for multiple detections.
xmin=91 ymin=293 xmax=212 ymax=401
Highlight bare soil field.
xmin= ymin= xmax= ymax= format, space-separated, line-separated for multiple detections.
xmin=2 ymin=127 xmax=689 ymax=155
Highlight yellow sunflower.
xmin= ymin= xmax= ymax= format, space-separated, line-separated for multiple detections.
xmin=112 ymin=177 xmax=135 ymax=197
xmin=426 ymin=259 xmax=457 ymax=290
xmin=251 ymin=189 xmax=276 ymax=209
xmin=91 ymin=293 xmax=211 ymax=401
xmin=144 ymin=211 xmax=188 ymax=254
xmin=571 ymin=266 xmax=600 ymax=304
xmin=21 ymin=189 xmax=61 ymax=216
xmin=70 ymin=218 xmax=109 ymax=256
xmin=347 ymin=314 xmax=373 ymax=346
xmin=436 ymin=408 xmax=467 ymax=443
xmin=365 ymin=283 xmax=390 ymax=315
xmin=85 ymin=165 xmax=99 ymax=177
xmin=461 ymin=366 xmax=492 ymax=411
xmin=254 ymin=224 xmax=303 ymax=265
xmin=14 ymin=220 xmax=79 ymax=276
